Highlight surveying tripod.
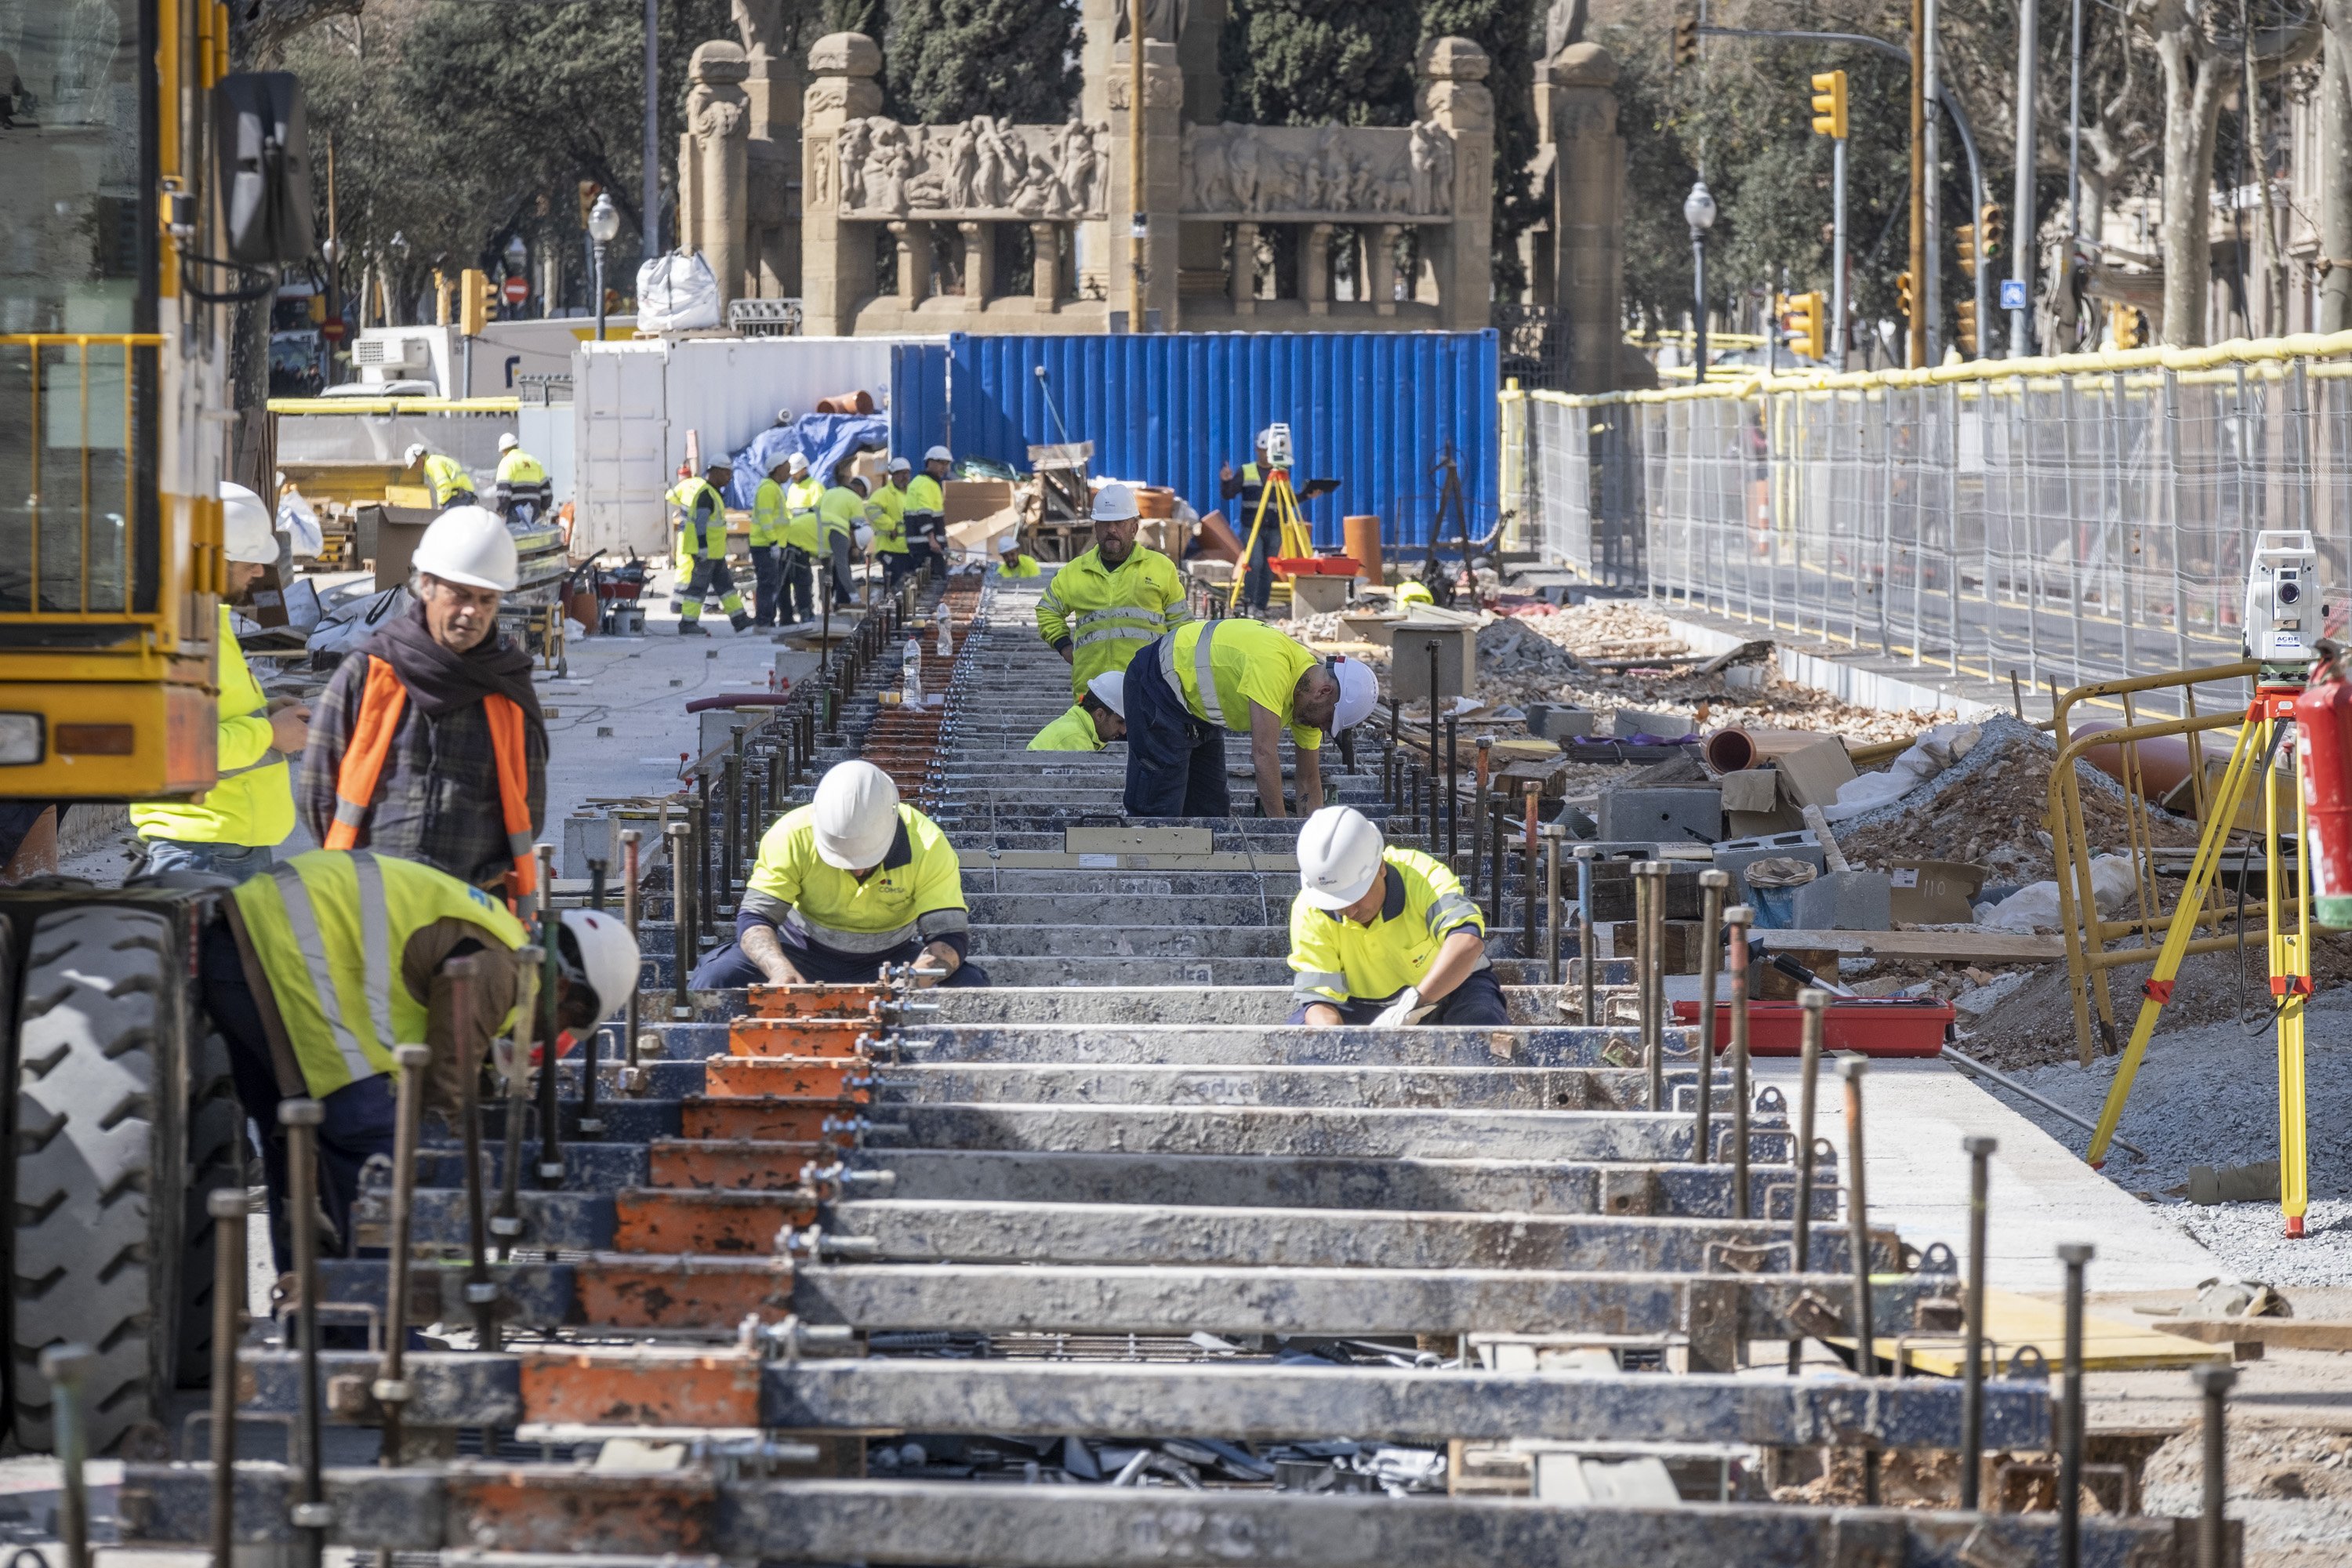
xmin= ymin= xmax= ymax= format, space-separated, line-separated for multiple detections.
xmin=1226 ymin=465 xmax=1316 ymax=614
xmin=2084 ymin=680 xmax=2314 ymax=1236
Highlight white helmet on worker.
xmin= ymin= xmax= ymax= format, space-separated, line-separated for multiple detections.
xmin=786 ymin=452 xmax=810 ymax=475
xmin=404 ymin=443 xmax=430 ymax=467
xmin=220 ymin=481 xmax=278 ymax=564
xmin=1297 ymin=805 xmax=1386 ymax=910
xmin=557 ymin=908 xmax=641 ymax=1021
xmin=412 ymin=504 xmax=520 ymax=592
xmin=889 ymin=456 xmax=912 ymax=474
xmin=1091 ymin=482 xmax=1138 ymax=523
xmin=497 ymin=432 xmax=520 ymax=452
xmin=1086 ymin=670 xmax=1127 ymax=718
xmin=1330 ymin=656 xmax=1378 ymax=732
xmin=924 ymin=445 xmax=953 ymax=466
xmin=855 ymin=523 xmax=875 ymax=551
xmin=811 ymin=759 xmax=902 ymax=870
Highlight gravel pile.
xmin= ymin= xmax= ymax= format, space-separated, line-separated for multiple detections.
xmin=2142 ymin=1425 xmax=2352 ymax=1567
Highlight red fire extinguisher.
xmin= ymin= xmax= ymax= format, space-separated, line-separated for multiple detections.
xmin=2293 ymin=641 xmax=2352 ymax=927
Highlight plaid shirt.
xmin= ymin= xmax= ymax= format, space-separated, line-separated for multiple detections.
xmin=298 ymin=650 xmax=548 ymax=889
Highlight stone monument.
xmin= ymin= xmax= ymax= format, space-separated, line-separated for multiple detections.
xmin=1527 ymin=39 xmax=1633 ymax=392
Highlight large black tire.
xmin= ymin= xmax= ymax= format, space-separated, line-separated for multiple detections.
xmin=175 ymin=1029 xmax=244 ymax=1386
xmin=10 ymin=906 xmax=187 ymax=1454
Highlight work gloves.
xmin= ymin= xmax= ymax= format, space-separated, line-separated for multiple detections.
xmin=1370 ymin=987 xmax=1435 ymax=1029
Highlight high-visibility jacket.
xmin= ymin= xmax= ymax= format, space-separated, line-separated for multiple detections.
xmin=129 ymin=604 xmax=294 ymax=848
xmin=997 ymin=554 xmax=1041 ymax=578
xmin=494 ymin=450 xmax=546 ymax=487
xmin=1287 ymin=847 xmax=1485 ymax=1007
xmin=1036 ymin=544 xmax=1189 ymax=699
xmin=749 ymin=477 xmax=788 ymax=546
xmin=324 ymin=655 xmax=540 ymax=913
xmin=740 ymin=803 xmax=968 ymax=956
xmin=869 ymin=483 xmax=909 ymax=554
xmin=232 ymin=848 xmax=528 ymax=1097
xmin=818 ymin=485 xmax=867 ymax=542
xmin=1027 ymin=704 xmax=1104 ymax=752
xmin=1160 ymin=618 xmax=1323 ymax=750
xmin=421 ymin=453 xmax=475 ymax=505
xmin=903 ymin=473 xmax=945 ymax=544
xmin=782 ymin=477 xmax=826 ymax=552
xmin=668 ymin=478 xmax=728 ymax=559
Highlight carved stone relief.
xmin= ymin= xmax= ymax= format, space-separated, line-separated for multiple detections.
xmin=1178 ymin=122 xmax=1454 ymax=220
xmin=835 ymin=117 xmax=1109 ymax=219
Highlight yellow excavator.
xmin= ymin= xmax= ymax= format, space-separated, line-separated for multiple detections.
xmin=2 ymin=0 xmax=315 ymax=1454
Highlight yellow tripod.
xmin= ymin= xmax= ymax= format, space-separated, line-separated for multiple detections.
xmin=1226 ymin=466 xmax=1316 ymax=613
xmin=2084 ymin=683 xmax=2314 ymax=1236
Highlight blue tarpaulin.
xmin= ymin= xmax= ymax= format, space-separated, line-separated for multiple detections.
xmin=722 ymin=413 xmax=891 ymax=506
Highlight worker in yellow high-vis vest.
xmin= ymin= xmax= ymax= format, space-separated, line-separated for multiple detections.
xmin=903 ymin=446 xmax=950 ymax=577
xmin=669 ymin=459 xmax=750 ymax=635
xmin=130 ymin=482 xmax=309 ymax=880
xmin=749 ymin=456 xmax=791 ymax=628
xmin=779 ymin=453 xmax=825 ymax=628
xmin=1036 ymin=481 xmax=1189 ymax=703
xmin=198 ymin=848 xmax=640 ymax=1266
xmin=872 ymin=458 xmax=913 ymax=587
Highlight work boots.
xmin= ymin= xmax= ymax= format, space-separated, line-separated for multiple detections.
xmin=730 ymin=611 xmax=753 ymax=632
xmin=678 ymin=620 xmax=710 ymax=636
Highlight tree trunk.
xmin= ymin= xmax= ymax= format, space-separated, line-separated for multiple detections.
xmin=2152 ymin=20 xmax=2226 ymax=347
xmin=2325 ymin=1 xmax=2352 ymax=332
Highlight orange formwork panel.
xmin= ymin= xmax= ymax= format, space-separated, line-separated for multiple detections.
xmin=706 ymin=1056 xmax=873 ymax=1100
xmin=746 ymin=983 xmax=884 ymax=1019
xmin=447 ymin=1468 xmax=717 ymax=1555
xmin=572 ymin=1252 xmax=795 ymax=1328
xmin=727 ymin=1018 xmax=878 ymax=1058
xmin=517 ymin=1346 xmax=764 ymax=1428
xmin=683 ymin=1096 xmax=866 ymax=1143
xmin=611 ymin=1188 xmax=820 ymax=1254
xmin=650 ymin=1138 xmax=833 ymax=1189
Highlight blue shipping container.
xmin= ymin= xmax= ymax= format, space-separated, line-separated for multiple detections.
xmin=946 ymin=332 xmax=1498 ymax=551
xmin=889 ymin=341 xmax=951 ymax=462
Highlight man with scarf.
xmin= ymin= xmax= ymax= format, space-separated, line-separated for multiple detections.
xmin=299 ymin=506 xmax=549 ymax=905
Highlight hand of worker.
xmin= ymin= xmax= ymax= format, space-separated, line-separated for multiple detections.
xmin=269 ymin=703 xmax=312 ymax=754
xmin=1368 ymin=988 xmax=1423 ymax=1029
xmin=913 ymin=941 xmax=961 ymax=988
xmin=1219 ymin=459 xmax=1235 ymax=482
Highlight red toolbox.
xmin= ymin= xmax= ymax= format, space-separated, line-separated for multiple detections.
xmin=1670 ymin=997 xmax=1953 ymax=1058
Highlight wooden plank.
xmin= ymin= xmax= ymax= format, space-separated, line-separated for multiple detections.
xmin=1835 ymin=1289 xmax=2230 ymax=1374
xmin=1759 ymin=929 xmax=2066 ymax=963
xmin=2150 ymin=1316 xmax=2352 ymax=1352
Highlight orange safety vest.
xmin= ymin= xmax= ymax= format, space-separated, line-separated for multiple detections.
xmin=324 ymin=657 xmax=539 ymax=913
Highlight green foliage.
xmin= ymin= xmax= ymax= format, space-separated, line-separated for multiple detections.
xmin=826 ymin=0 xmax=888 ymax=40
xmin=1220 ymin=0 xmax=1421 ymax=128
xmin=884 ymin=0 xmax=1080 ymax=124
xmin=1416 ymin=0 xmax=1537 ymax=292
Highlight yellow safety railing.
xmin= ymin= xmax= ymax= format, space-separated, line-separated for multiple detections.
xmin=0 ymin=333 xmax=168 ymax=623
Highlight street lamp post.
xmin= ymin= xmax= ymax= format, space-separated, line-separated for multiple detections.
xmin=589 ymin=194 xmax=622 ymax=345
xmin=319 ymin=235 xmax=342 ymax=388
xmin=1685 ymin=180 xmax=1718 ymax=382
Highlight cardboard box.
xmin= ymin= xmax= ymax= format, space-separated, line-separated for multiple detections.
xmin=944 ymin=479 xmax=1016 ymax=525
xmin=1717 ymin=770 xmax=1781 ymax=815
xmin=1771 ymin=737 xmax=1857 ymax=809
xmin=1889 ymin=859 xmax=1988 ymax=924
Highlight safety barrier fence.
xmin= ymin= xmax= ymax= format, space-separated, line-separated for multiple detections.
xmin=1505 ymin=332 xmax=2352 ymax=715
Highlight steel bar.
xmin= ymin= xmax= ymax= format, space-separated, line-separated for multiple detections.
xmin=282 ymin=1098 xmax=327 ymax=1568
xmin=1444 ymin=714 xmax=1459 ymax=869
xmin=1695 ymin=870 xmax=1726 ymax=1165
xmin=1790 ymin=987 xmax=1828 ymax=1374
xmin=494 ymin=949 xmax=533 ymax=1258
xmin=1544 ymin=828 xmax=1563 ymax=986
xmin=1843 ymin=1058 xmax=1875 ymax=1381
xmin=668 ymin=822 xmax=693 ymax=1017
xmin=1426 ymin=644 xmax=1440 ymax=853
xmin=450 ymin=957 xmax=500 ymax=1351
xmin=1632 ymin=862 xmax=1662 ymax=1109
xmin=1519 ymin=785 xmax=1539 ymax=959
xmin=2059 ymin=1242 xmax=2093 ymax=1568
xmin=208 ymin=1187 xmax=245 ymax=1568
xmin=620 ymin=830 xmax=642 ymax=1075
xmin=1577 ymin=846 xmax=1597 ymax=1025
xmin=375 ymin=1044 xmax=430 ymax=1463
xmin=1728 ymin=905 xmax=1753 ymax=1211
xmin=2194 ymin=1364 xmax=2236 ymax=1568
xmin=42 ymin=1345 xmax=93 ymax=1568
xmin=536 ymin=847 xmax=566 ymax=1189
xmin=1486 ymin=799 xmax=1505 ymax=928
xmin=1960 ymin=1133 xmax=1996 ymax=1509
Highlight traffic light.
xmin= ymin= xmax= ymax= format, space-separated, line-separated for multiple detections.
xmin=1955 ymin=222 xmax=1976 ymax=279
xmin=1978 ymin=202 xmax=2005 ymax=265
xmin=1896 ymin=270 xmax=1914 ymax=329
xmin=2111 ymin=303 xmax=2149 ymax=348
xmin=1673 ymin=12 xmax=1698 ymax=67
xmin=1809 ymin=71 xmax=1848 ymax=139
xmin=458 ymin=267 xmax=495 ymax=336
xmin=1784 ymin=291 xmax=1828 ymax=361
xmin=1955 ymin=296 xmax=1978 ymax=355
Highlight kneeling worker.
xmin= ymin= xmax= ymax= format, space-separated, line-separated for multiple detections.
xmin=1028 ymin=672 xmax=1127 ymax=752
xmin=690 ymin=760 xmax=987 ymax=989
xmin=1289 ymin=806 xmax=1506 ymax=1027
xmin=200 ymin=848 xmax=639 ymax=1266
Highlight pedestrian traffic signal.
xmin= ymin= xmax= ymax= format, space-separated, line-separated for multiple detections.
xmin=2111 ymin=303 xmax=2149 ymax=349
xmin=1978 ymin=203 xmax=2005 ymax=263
xmin=1955 ymin=223 xmax=1976 ymax=279
xmin=1673 ymin=13 xmax=1699 ymax=67
xmin=1783 ymin=291 xmax=1828 ymax=360
xmin=1896 ymin=270 xmax=1915 ymax=328
xmin=1955 ymin=297 xmax=1978 ymax=355
xmin=1809 ymin=71 xmax=1848 ymax=139
xmin=459 ymin=267 xmax=495 ymax=336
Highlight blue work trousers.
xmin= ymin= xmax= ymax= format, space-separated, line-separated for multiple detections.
xmin=1122 ymin=637 xmax=1229 ymax=819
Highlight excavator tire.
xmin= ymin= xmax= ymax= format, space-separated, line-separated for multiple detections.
xmin=9 ymin=906 xmax=188 ymax=1454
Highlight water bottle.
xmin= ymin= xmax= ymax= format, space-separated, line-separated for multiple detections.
xmin=935 ymin=616 xmax=953 ymax=658
xmin=902 ymin=638 xmax=924 ymax=706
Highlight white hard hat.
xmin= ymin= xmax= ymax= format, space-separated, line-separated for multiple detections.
xmin=854 ymin=523 xmax=875 ymax=551
xmin=811 ymin=760 xmax=902 ymax=870
xmin=220 ymin=481 xmax=278 ymax=564
xmin=786 ymin=452 xmax=809 ymax=474
xmin=1258 ymin=427 xmax=1275 ymax=448
xmin=1086 ymin=670 xmax=1126 ymax=718
xmin=996 ymin=534 xmax=1020 ymax=554
xmin=1331 ymin=656 xmax=1378 ymax=732
xmin=1091 ymin=482 xmax=1139 ymax=523
xmin=1297 ymin=805 xmax=1385 ymax=910
xmin=412 ymin=504 xmax=519 ymax=592
xmin=404 ymin=443 xmax=429 ymax=466
xmin=497 ymin=432 xmax=520 ymax=452
xmin=557 ymin=908 xmax=641 ymax=1022
xmin=889 ymin=456 xmax=912 ymax=474
xmin=924 ymin=445 xmax=953 ymax=465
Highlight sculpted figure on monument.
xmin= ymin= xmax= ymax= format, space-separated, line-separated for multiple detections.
xmin=1059 ymin=122 xmax=1103 ymax=214
xmin=837 ymin=118 xmax=873 ymax=209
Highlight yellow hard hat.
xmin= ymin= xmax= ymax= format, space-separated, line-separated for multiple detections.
xmin=1396 ymin=580 xmax=1435 ymax=608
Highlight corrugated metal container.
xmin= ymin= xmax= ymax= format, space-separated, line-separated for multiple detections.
xmin=946 ymin=332 xmax=1498 ymax=550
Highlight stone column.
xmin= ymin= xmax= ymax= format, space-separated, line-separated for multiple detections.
xmin=1550 ymin=42 xmax=1625 ymax=393
xmin=888 ymin=221 xmax=929 ymax=307
xmin=960 ymin=222 xmax=993 ymax=310
xmin=1231 ymin=221 xmax=1258 ymax=314
xmin=1108 ymin=38 xmax=1184 ymax=329
xmin=800 ymin=33 xmax=884 ymax=336
xmin=1031 ymin=223 xmax=1062 ymax=310
xmin=1304 ymin=223 xmax=1332 ymax=315
xmin=680 ymin=42 xmax=751 ymax=316
xmin=1371 ymin=223 xmax=1399 ymax=316
xmin=1416 ymin=37 xmax=1494 ymax=333
xmin=735 ymin=0 xmax=804 ymax=298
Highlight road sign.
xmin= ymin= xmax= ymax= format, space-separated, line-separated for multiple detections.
xmin=503 ymin=274 xmax=530 ymax=306
xmin=320 ymin=319 xmax=346 ymax=343
xmin=1998 ymin=278 xmax=2026 ymax=311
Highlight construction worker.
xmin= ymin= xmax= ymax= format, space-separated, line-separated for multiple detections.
xmin=1028 ymin=672 xmax=1127 ymax=752
xmin=299 ymin=506 xmax=547 ymax=907
xmin=1123 ymin=619 xmax=1377 ymax=820
xmin=130 ymin=482 xmax=308 ymax=880
xmin=996 ymin=533 xmax=1042 ymax=578
xmin=1218 ymin=429 xmax=1276 ymax=613
xmin=671 ymin=458 xmax=752 ymax=635
xmin=749 ymin=456 xmax=791 ymax=628
xmin=818 ymin=468 xmax=870 ymax=608
xmin=198 ymin=848 xmax=640 ymax=1265
xmin=1393 ymin=578 xmax=1435 ymax=612
xmin=1287 ymin=806 xmax=1505 ymax=1027
xmin=405 ymin=442 xmax=477 ymax=509
xmin=491 ymin=432 xmax=551 ymax=528
xmin=872 ymin=457 xmax=913 ymax=586
xmin=779 ymin=452 xmax=824 ymax=627
xmin=688 ymin=760 xmax=988 ymax=989
xmin=1035 ymin=481 xmax=1188 ymax=702
xmin=903 ymin=445 xmax=950 ymax=578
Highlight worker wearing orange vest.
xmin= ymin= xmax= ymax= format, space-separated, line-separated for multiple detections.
xmin=298 ymin=506 xmax=548 ymax=910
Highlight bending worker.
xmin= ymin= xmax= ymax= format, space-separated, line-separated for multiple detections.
xmin=748 ymin=455 xmax=790 ymax=629
xmin=300 ymin=506 xmax=547 ymax=909
xmin=1035 ymin=482 xmax=1186 ymax=703
xmin=1123 ymin=617 xmax=1377 ymax=820
xmin=131 ymin=481 xmax=308 ymax=880
xmin=996 ymin=534 xmax=1042 ymax=578
xmin=492 ymin=433 xmax=551 ymax=528
xmin=818 ymin=468 xmax=870 ymax=609
xmin=689 ymin=760 xmax=988 ymax=989
xmin=903 ymin=446 xmax=950 ymax=577
xmin=1288 ymin=805 xmax=1506 ymax=1027
xmin=199 ymin=847 xmax=639 ymax=1265
xmin=1029 ymin=672 xmax=1127 ymax=752
xmin=671 ymin=457 xmax=752 ymax=635
xmin=405 ymin=443 xmax=476 ymax=509
xmin=779 ymin=453 xmax=824 ymax=627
